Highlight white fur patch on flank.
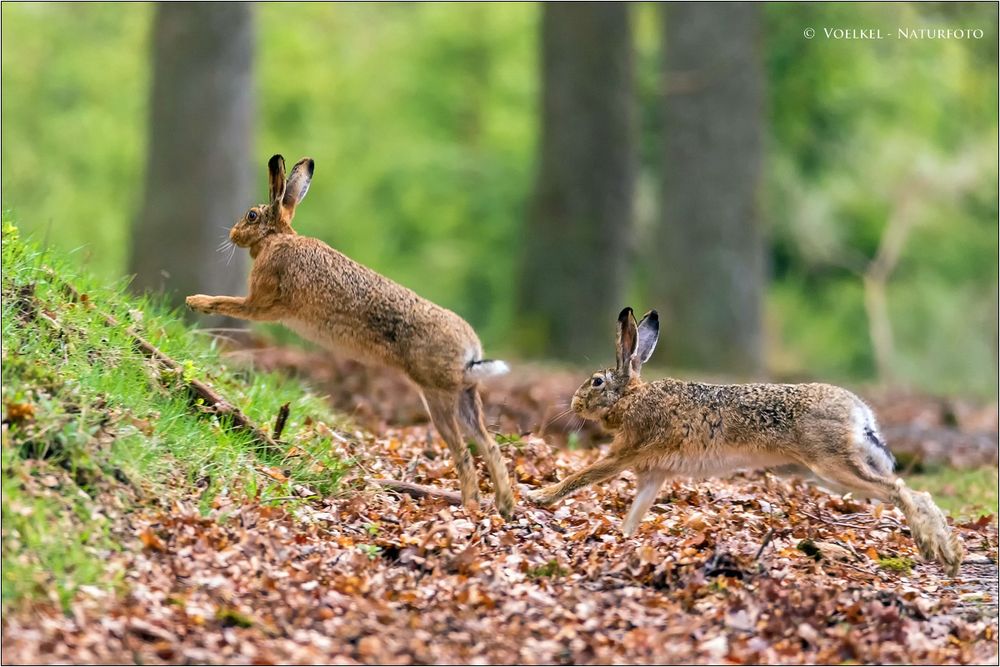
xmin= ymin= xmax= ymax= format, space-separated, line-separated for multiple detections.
xmin=851 ymin=403 xmax=894 ymax=474
xmin=465 ymin=360 xmax=510 ymax=381
xmin=850 ymin=405 xmax=869 ymax=449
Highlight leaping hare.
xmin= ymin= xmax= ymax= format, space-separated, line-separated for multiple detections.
xmin=186 ymin=155 xmax=515 ymax=519
xmin=530 ymin=307 xmax=963 ymax=575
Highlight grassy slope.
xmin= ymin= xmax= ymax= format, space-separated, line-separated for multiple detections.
xmin=1 ymin=221 xmax=353 ymax=609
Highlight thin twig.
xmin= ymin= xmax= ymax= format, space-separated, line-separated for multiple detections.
xmin=754 ymin=528 xmax=775 ymax=562
xmin=799 ymin=509 xmax=870 ymax=531
xmin=834 ymin=560 xmax=876 ymax=577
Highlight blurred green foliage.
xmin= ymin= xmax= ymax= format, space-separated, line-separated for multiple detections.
xmin=908 ymin=465 xmax=999 ymax=520
xmin=762 ymin=3 xmax=998 ymax=396
xmin=2 ymin=3 xmax=996 ymax=396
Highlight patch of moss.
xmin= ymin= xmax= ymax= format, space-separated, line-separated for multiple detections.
xmin=216 ymin=607 xmax=254 ymax=628
xmin=528 ymin=559 xmax=568 ymax=579
xmin=877 ymin=556 xmax=914 ymax=573
xmin=796 ymin=538 xmax=822 ymax=561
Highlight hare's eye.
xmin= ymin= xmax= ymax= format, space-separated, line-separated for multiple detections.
xmin=247 ymin=210 xmax=259 ymax=222
xmin=591 ymin=377 xmax=604 ymax=388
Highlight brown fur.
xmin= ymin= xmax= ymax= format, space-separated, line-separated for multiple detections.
xmin=530 ymin=307 xmax=964 ymax=576
xmin=186 ymin=155 xmax=514 ymax=519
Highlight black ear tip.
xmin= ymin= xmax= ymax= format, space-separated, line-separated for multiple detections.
xmin=268 ymin=154 xmax=285 ymax=169
xmin=305 ymin=158 xmax=315 ymax=175
xmin=617 ymin=306 xmax=633 ymax=323
xmin=647 ymin=310 xmax=659 ymax=324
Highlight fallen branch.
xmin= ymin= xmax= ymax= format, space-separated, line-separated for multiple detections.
xmin=373 ymin=479 xmax=482 ymax=507
xmin=49 ymin=269 xmax=284 ymax=455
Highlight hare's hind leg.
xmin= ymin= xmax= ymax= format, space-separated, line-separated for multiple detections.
xmin=621 ymin=469 xmax=670 ymax=536
xmin=458 ymin=387 xmax=515 ymax=520
xmin=422 ymin=390 xmax=480 ymax=511
xmin=530 ymin=453 xmax=634 ymax=507
xmin=804 ymin=442 xmax=963 ymax=576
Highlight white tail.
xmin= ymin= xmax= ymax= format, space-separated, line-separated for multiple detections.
xmin=465 ymin=359 xmax=510 ymax=382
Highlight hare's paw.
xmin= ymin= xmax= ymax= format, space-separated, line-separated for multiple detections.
xmin=186 ymin=295 xmax=215 ymax=314
xmin=908 ymin=490 xmax=964 ymax=575
xmin=462 ymin=498 xmax=482 ymax=514
xmin=527 ymin=487 xmax=558 ymax=508
xmin=456 ymin=485 xmax=481 ymax=516
xmin=940 ymin=533 xmax=965 ymax=577
xmin=620 ymin=518 xmax=641 ymax=537
xmin=916 ymin=531 xmax=964 ymax=577
xmin=494 ymin=489 xmax=515 ymax=521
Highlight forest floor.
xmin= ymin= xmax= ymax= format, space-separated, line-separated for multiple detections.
xmin=4 ymin=352 xmax=999 ymax=664
xmin=3 ymin=226 xmax=998 ymax=664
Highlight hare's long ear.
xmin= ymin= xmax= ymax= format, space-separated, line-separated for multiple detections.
xmin=632 ymin=310 xmax=660 ymax=373
xmin=282 ymin=158 xmax=314 ymax=214
xmin=616 ymin=307 xmax=638 ymax=373
xmin=268 ymin=154 xmax=287 ymax=205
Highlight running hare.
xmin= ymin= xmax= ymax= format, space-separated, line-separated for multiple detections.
xmin=530 ymin=307 xmax=963 ymax=575
xmin=186 ymin=155 xmax=514 ymax=518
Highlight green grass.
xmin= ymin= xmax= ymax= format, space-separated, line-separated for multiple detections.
xmin=907 ymin=465 xmax=999 ymax=521
xmin=1 ymin=220 xmax=353 ymax=609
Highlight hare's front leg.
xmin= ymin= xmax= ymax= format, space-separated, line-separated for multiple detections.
xmin=530 ymin=453 xmax=634 ymax=507
xmin=186 ymin=294 xmax=279 ymax=322
xmin=621 ymin=469 xmax=670 ymax=536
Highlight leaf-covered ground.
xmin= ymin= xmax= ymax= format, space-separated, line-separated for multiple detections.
xmin=3 ymin=419 xmax=998 ymax=664
xmin=3 ymin=225 xmax=997 ymax=664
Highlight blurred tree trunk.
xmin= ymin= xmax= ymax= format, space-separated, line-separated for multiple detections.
xmin=652 ymin=2 xmax=765 ymax=375
xmin=517 ymin=2 xmax=635 ymax=361
xmin=130 ymin=2 xmax=254 ymax=325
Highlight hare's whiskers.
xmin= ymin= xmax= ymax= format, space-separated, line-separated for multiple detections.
xmin=540 ymin=408 xmax=574 ymax=433
xmin=216 ymin=236 xmax=235 ymax=254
